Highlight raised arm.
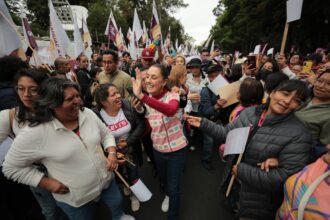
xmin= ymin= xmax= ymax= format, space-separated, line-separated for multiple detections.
xmin=141 ymin=94 xmax=179 ymax=117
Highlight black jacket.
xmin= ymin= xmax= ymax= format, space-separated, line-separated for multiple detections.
xmin=76 ymin=68 xmax=92 ymax=98
xmin=0 ymin=81 xmax=18 ymax=111
xmin=200 ymin=105 xmax=312 ymax=219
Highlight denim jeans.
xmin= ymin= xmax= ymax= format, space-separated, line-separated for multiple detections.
xmin=30 ymin=186 xmax=66 ymax=220
xmin=56 ymin=180 xmax=123 ymax=220
xmin=153 ymin=148 xmax=186 ymax=220
xmin=202 ymin=132 xmax=214 ymax=162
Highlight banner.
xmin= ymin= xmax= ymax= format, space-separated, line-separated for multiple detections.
xmin=48 ymin=0 xmax=70 ymax=57
xmin=73 ymin=14 xmax=84 ymax=58
xmin=104 ymin=11 xmax=118 ymax=42
xmin=150 ymin=0 xmax=161 ymax=41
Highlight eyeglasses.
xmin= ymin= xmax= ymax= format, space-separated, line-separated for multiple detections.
xmin=314 ymin=78 xmax=330 ymax=89
xmin=15 ymin=86 xmax=38 ymax=96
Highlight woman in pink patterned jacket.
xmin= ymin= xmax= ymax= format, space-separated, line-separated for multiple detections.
xmin=132 ymin=64 xmax=187 ymax=220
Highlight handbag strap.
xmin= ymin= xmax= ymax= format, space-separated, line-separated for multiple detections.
xmin=297 ymin=169 xmax=330 ymax=220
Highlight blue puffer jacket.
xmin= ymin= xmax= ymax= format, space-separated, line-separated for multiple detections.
xmin=200 ymin=105 xmax=312 ymax=219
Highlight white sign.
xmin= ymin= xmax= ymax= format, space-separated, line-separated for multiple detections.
xmin=287 ymin=0 xmax=303 ymax=23
xmin=223 ymin=127 xmax=250 ymax=156
xmin=208 ymin=75 xmax=229 ymax=95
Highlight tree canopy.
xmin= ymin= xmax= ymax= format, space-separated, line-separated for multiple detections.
xmin=6 ymin=0 xmax=189 ymax=46
xmin=211 ymin=0 xmax=330 ymax=54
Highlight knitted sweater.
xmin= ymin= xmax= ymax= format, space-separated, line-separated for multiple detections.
xmin=143 ymin=91 xmax=187 ymax=153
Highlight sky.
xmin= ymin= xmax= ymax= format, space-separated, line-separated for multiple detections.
xmin=173 ymin=0 xmax=218 ymax=46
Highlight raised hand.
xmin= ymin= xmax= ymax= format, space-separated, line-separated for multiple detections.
xmin=131 ymin=67 xmax=144 ymax=100
xmin=130 ymin=96 xmax=144 ymax=112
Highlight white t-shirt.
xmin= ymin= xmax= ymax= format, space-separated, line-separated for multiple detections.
xmin=100 ymin=108 xmax=131 ymax=142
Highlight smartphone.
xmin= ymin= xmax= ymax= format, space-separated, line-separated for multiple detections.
xmin=126 ymin=87 xmax=134 ymax=96
xmin=302 ymin=61 xmax=313 ymax=74
xmin=247 ymin=55 xmax=256 ymax=69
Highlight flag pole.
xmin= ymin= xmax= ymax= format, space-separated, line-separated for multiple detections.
xmin=280 ymin=22 xmax=289 ymax=54
xmin=226 ymin=153 xmax=243 ymax=197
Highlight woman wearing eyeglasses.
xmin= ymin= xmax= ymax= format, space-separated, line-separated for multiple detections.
xmin=295 ymin=69 xmax=330 ymax=161
xmin=0 ymin=69 xmax=64 ymax=220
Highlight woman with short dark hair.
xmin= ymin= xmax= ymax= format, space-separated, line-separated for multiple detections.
xmin=132 ymin=64 xmax=187 ymax=220
xmin=187 ymin=80 xmax=313 ymax=220
xmin=3 ymin=78 xmax=134 ymax=220
xmin=94 ymin=83 xmax=145 ymax=212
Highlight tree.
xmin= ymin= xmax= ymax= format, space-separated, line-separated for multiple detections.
xmin=210 ymin=0 xmax=330 ymax=54
xmin=6 ymin=0 xmax=189 ymax=47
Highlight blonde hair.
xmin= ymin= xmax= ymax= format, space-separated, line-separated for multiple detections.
xmin=168 ymin=65 xmax=187 ymax=87
xmin=175 ymin=55 xmax=186 ymax=65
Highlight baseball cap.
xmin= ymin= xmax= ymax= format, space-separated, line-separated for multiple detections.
xmin=141 ymin=48 xmax=155 ymax=59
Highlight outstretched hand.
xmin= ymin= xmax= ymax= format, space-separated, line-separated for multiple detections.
xmin=186 ymin=115 xmax=202 ymax=128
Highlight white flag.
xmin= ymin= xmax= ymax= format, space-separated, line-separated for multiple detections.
xmin=210 ymin=40 xmax=215 ymax=53
xmin=126 ymin=27 xmax=132 ymax=42
xmin=133 ymin=8 xmax=143 ymax=42
xmin=73 ymin=15 xmax=84 ymax=58
xmin=130 ymin=31 xmax=138 ymax=60
xmin=48 ymin=0 xmax=70 ymax=57
xmin=82 ymin=16 xmax=92 ymax=47
xmin=204 ymin=35 xmax=212 ymax=48
xmin=142 ymin=20 xmax=148 ymax=44
xmin=0 ymin=0 xmax=22 ymax=57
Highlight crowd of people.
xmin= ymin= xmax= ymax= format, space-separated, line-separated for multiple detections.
xmin=0 ymin=43 xmax=329 ymax=220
